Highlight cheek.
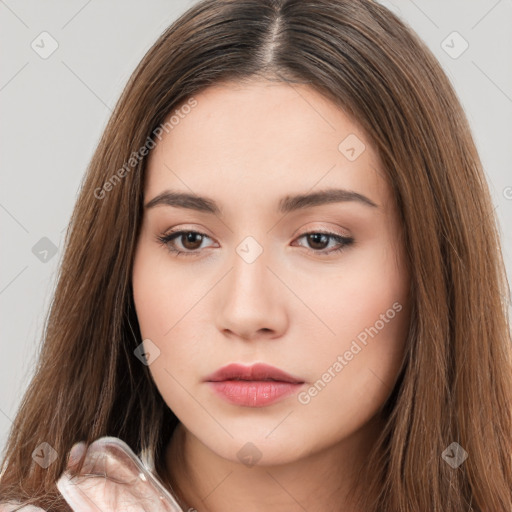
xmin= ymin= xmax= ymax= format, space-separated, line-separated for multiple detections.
xmin=300 ymin=240 xmax=409 ymax=404
xmin=131 ymin=242 xmax=209 ymax=400
xmin=132 ymin=240 xmax=203 ymax=340
xmin=298 ymin=236 xmax=408 ymax=349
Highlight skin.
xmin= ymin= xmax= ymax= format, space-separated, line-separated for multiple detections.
xmin=131 ymin=79 xmax=411 ymax=512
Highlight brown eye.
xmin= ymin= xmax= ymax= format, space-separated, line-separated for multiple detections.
xmin=306 ymin=233 xmax=330 ymax=250
xmin=156 ymin=230 xmax=214 ymax=256
xmin=294 ymin=231 xmax=354 ymax=255
xmin=179 ymin=232 xmax=204 ymax=251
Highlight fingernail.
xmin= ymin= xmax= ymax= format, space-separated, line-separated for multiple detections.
xmin=67 ymin=441 xmax=86 ymax=467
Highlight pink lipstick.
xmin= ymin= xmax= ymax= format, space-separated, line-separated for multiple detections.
xmin=204 ymin=363 xmax=305 ymax=407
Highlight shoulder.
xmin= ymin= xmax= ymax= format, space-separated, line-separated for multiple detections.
xmin=0 ymin=503 xmax=47 ymax=512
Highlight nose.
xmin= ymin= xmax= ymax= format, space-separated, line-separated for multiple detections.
xmin=215 ymin=243 xmax=289 ymax=342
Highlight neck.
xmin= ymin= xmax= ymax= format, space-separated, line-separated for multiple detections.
xmin=163 ymin=416 xmax=382 ymax=512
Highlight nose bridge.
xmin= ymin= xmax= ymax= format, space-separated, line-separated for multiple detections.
xmin=230 ymin=234 xmax=272 ymax=300
xmin=215 ymin=232 xmax=288 ymax=339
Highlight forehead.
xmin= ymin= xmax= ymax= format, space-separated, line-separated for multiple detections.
xmin=144 ymin=80 xmax=390 ymax=211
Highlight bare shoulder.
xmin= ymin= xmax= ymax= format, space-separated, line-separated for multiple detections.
xmin=0 ymin=503 xmax=47 ymax=512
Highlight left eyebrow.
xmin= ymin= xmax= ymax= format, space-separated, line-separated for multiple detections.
xmin=278 ymin=188 xmax=378 ymax=212
xmin=144 ymin=187 xmax=379 ymax=215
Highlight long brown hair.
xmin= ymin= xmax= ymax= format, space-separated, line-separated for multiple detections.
xmin=1 ymin=0 xmax=511 ymax=510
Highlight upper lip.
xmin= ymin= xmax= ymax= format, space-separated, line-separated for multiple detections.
xmin=205 ymin=363 xmax=304 ymax=384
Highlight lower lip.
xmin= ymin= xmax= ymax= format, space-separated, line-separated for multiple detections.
xmin=208 ymin=380 xmax=304 ymax=407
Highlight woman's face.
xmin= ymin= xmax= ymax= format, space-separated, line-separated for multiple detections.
xmin=132 ymin=80 xmax=410 ymax=466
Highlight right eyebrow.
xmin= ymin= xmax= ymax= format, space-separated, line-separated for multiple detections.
xmin=145 ymin=191 xmax=222 ymax=215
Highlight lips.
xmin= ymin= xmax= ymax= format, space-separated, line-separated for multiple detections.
xmin=205 ymin=363 xmax=305 ymax=407
xmin=204 ymin=363 xmax=304 ymax=384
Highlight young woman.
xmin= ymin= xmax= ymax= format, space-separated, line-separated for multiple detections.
xmin=1 ymin=0 xmax=511 ymax=510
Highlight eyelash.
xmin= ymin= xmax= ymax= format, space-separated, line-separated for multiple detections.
xmin=156 ymin=229 xmax=354 ymax=258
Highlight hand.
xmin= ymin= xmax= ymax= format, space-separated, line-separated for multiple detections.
xmin=56 ymin=437 xmax=185 ymax=512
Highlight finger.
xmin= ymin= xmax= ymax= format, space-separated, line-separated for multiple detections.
xmin=65 ymin=442 xmax=85 ymax=474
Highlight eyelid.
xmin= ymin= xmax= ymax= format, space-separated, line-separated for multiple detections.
xmin=294 ymin=226 xmax=351 ymax=239
xmin=292 ymin=221 xmax=352 ymax=238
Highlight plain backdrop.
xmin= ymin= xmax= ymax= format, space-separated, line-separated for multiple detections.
xmin=1 ymin=0 xmax=511 ymax=457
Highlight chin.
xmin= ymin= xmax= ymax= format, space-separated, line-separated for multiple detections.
xmin=201 ymin=430 xmax=315 ymax=468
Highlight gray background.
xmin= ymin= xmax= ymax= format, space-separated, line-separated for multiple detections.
xmin=1 ymin=0 xmax=511 ymax=456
